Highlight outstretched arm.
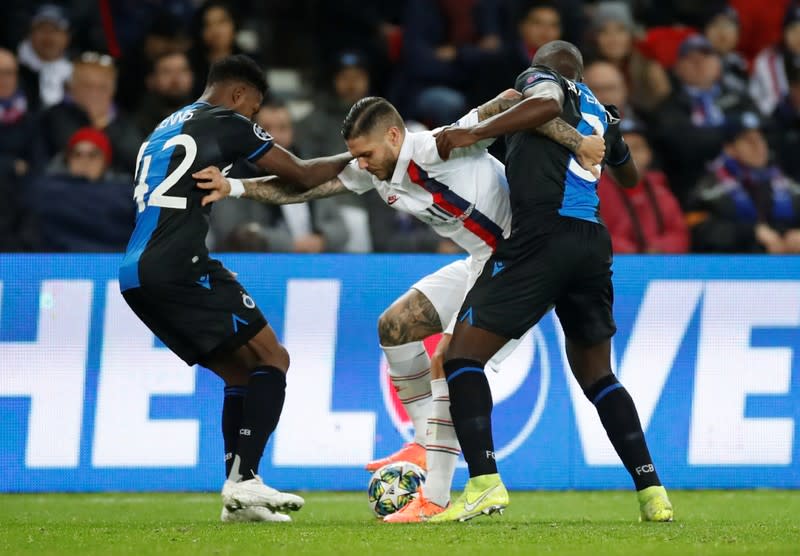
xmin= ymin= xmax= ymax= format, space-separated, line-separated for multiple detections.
xmin=194 ymin=166 xmax=350 ymax=206
xmin=252 ymin=144 xmax=352 ymax=189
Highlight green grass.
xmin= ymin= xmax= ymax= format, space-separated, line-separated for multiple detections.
xmin=1 ymin=491 xmax=798 ymax=555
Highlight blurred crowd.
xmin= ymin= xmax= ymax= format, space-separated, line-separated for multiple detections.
xmin=3 ymin=0 xmax=800 ymax=255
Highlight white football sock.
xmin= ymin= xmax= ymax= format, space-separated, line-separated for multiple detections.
xmin=383 ymin=341 xmax=432 ymax=446
xmin=423 ymin=378 xmax=460 ymax=508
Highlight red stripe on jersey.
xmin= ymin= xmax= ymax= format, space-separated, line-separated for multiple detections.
xmin=406 ymin=160 xmax=499 ymax=250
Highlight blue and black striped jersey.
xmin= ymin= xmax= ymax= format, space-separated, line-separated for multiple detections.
xmin=504 ymin=65 xmax=628 ymax=231
xmin=119 ymin=101 xmax=273 ymax=291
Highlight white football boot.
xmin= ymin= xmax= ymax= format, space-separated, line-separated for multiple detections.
xmin=220 ymin=505 xmax=292 ymax=523
xmin=221 ymin=476 xmax=304 ymax=513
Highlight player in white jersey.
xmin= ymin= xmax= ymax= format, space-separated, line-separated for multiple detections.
xmin=194 ymin=96 xmax=605 ymax=521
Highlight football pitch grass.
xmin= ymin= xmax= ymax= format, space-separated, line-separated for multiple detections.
xmin=1 ymin=491 xmax=798 ymax=555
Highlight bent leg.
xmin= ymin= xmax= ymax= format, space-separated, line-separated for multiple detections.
xmin=378 ymin=289 xmax=442 ymax=447
xmin=202 ymin=324 xmax=290 ymax=482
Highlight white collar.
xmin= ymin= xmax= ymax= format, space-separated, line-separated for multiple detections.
xmin=390 ymin=128 xmax=413 ymax=185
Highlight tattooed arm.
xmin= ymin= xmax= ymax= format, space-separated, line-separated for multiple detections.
xmin=194 ymin=166 xmax=350 ymax=206
xmin=475 ymin=88 xmax=601 ymax=158
xmin=241 ymin=175 xmax=349 ymax=205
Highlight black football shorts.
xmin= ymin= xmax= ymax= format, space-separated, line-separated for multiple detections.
xmin=122 ymin=259 xmax=267 ymax=365
xmin=457 ymin=216 xmax=617 ymax=345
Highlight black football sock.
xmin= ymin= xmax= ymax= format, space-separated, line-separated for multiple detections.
xmin=585 ymin=374 xmax=661 ymax=490
xmin=228 ymin=366 xmax=287 ymax=482
xmin=444 ymin=358 xmax=497 ymax=478
xmin=222 ymin=385 xmax=247 ymax=479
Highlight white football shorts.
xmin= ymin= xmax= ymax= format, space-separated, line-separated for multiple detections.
xmin=410 ymin=256 xmax=521 ymax=367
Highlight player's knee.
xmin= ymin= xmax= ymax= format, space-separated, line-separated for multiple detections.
xmin=377 ymin=307 xmax=403 ymax=346
xmin=430 ymin=352 xmax=446 ymax=380
xmin=272 ymin=345 xmax=290 ymax=373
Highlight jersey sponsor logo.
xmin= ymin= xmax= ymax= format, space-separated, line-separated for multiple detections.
xmin=492 ymin=261 xmax=505 ymax=277
xmin=242 ymin=294 xmax=255 ymax=309
xmin=253 ymin=123 xmax=270 ymax=142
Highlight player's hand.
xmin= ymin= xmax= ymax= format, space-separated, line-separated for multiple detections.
xmin=576 ymin=129 xmax=605 ymax=179
xmin=434 ymin=127 xmax=480 ymax=160
xmin=783 ymin=229 xmax=800 ymax=253
xmin=755 ymin=223 xmax=786 ymax=254
xmin=194 ymin=166 xmax=231 ymax=206
xmin=496 ymin=88 xmax=522 ymax=102
xmin=293 ymin=234 xmax=326 ymax=253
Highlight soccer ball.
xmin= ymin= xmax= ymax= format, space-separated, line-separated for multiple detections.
xmin=367 ymin=461 xmax=426 ymax=517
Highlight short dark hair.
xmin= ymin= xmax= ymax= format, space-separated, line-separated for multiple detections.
xmin=532 ymin=40 xmax=584 ymax=81
xmin=148 ymin=50 xmax=190 ymax=77
xmin=341 ymin=97 xmax=403 ymax=140
xmin=519 ymin=0 xmax=560 ymax=20
xmin=207 ymin=54 xmax=268 ymax=97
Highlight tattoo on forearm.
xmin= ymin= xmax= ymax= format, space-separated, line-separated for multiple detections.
xmin=536 ymin=118 xmax=583 ymax=152
xmin=378 ymin=290 xmax=443 ymax=345
xmin=242 ymin=177 xmax=348 ymax=204
xmin=477 ymin=97 xmax=522 ymax=121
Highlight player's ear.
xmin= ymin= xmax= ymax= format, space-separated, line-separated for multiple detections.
xmin=387 ymin=126 xmax=402 ymax=146
xmin=230 ymin=84 xmax=246 ymax=106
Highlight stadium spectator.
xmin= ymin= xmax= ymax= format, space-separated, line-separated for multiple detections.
xmin=116 ymin=11 xmax=192 ymax=114
xmin=634 ymin=0 xmax=730 ymax=30
xmin=515 ymin=1 xmax=562 ymax=67
xmin=750 ymin=3 xmax=800 ymax=116
xmin=296 ymin=51 xmax=371 ymax=159
xmin=0 ymin=47 xmax=38 ymax=252
xmin=294 ymin=50 xmax=376 ymax=253
xmin=769 ymin=57 xmax=800 ymax=183
xmin=134 ymin=51 xmax=194 ymax=135
xmin=704 ymin=5 xmax=748 ymax=95
xmin=687 ymin=111 xmax=800 ymax=253
xmin=35 ymin=52 xmax=143 ymax=175
xmin=587 ymin=2 xmax=635 ymax=69
xmin=652 ymin=34 xmax=754 ymax=205
xmin=189 ymin=1 xmax=242 ymax=99
xmin=730 ymin=0 xmax=791 ymax=61
xmin=16 ymin=4 xmax=73 ymax=110
xmin=390 ymin=0 xmax=510 ymax=126
xmin=314 ymin=1 xmax=404 ymax=96
xmin=211 ymin=100 xmax=349 ymax=253
xmin=24 ymin=127 xmax=135 ymax=252
xmin=583 ymin=60 xmax=637 ymax=118
xmin=598 ymin=119 xmax=688 ymax=254
xmin=0 ymin=49 xmax=35 ymax=185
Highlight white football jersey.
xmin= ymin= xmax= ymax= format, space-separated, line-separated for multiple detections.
xmin=337 ymin=112 xmax=511 ymax=262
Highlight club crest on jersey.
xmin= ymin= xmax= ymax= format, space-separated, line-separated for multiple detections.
xmin=387 ymin=194 xmax=399 ymax=205
xmin=242 ymin=294 xmax=255 ymax=309
xmin=253 ymin=123 xmax=270 ymax=141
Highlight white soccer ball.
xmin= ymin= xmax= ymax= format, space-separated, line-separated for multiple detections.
xmin=367 ymin=461 xmax=426 ymax=517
